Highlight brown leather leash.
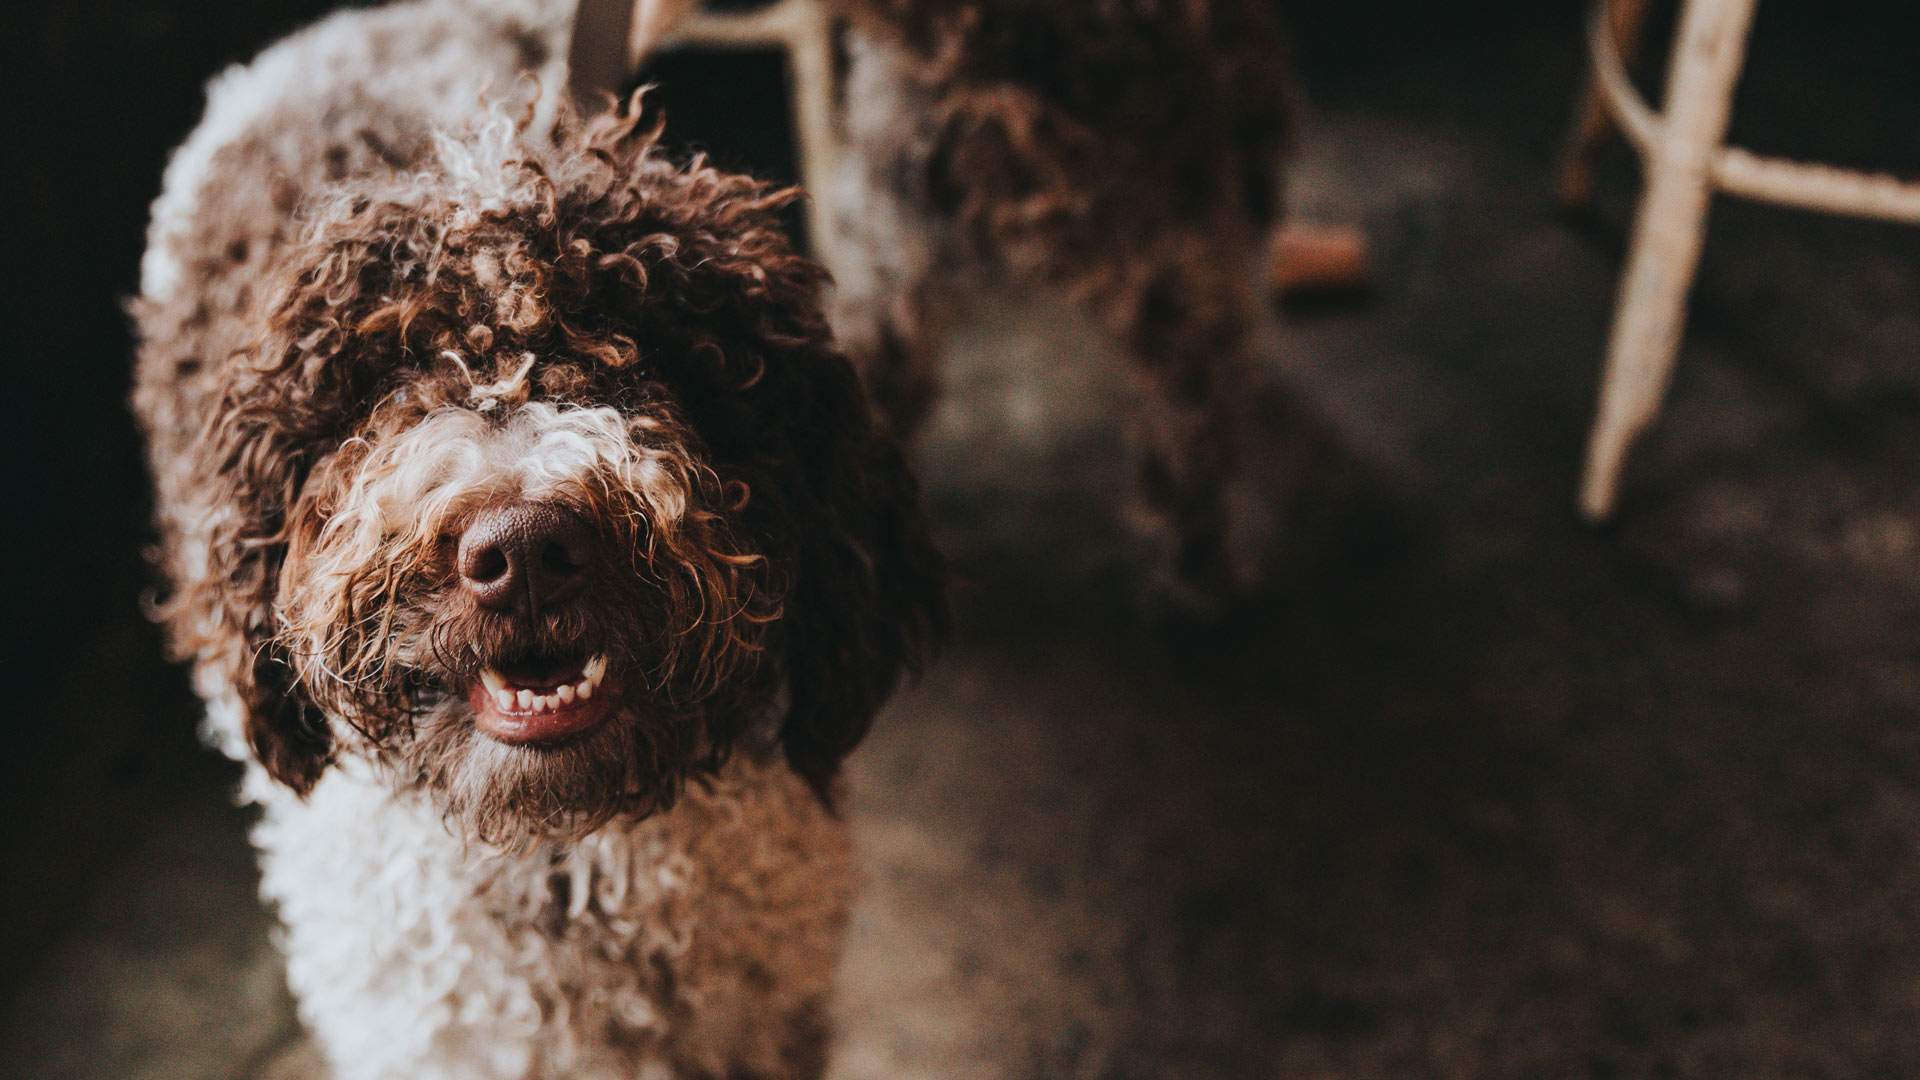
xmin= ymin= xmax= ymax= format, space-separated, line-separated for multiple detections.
xmin=568 ymin=0 xmax=636 ymax=108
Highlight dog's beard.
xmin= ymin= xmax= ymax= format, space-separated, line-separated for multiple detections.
xmin=394 ymin=689 xmax=697 ymax=850
xmin=314 ymin=582 xmax=759 ymax=851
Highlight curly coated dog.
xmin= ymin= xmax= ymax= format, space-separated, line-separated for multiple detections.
xmin=132 ymin=1 xmax=941 ymax=1076
xmin=823 ymin=0 xmax=1294 ymax=599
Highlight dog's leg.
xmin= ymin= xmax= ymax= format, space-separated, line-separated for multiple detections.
xmin=838 ymin=280 xmax=947 ymax=441
xmin=824 ymin=158 xmax=948 ymax=441
xmin=774 ymin=999 xmax=833 ymax=1080
xmin=825 ymin=27 xmax=956 ymax=442
xmin=1116 ymin=254 xmax=1259 ymax=606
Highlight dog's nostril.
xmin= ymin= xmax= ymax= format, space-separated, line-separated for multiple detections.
xmin=464 ymin=545 xmax=510 ymax=584
xmin=456 ymin=502 xmax=596 ymax=614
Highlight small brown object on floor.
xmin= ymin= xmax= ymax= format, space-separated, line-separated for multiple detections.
xmin=1268 ymin=222 xmax=1370 ymax=297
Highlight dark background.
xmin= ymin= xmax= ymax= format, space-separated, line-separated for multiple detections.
xmin=8 ymin=1 xmax=1920 ymax=1076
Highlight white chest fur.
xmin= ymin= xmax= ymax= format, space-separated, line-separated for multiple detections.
xmin=250 ymin=755 xmax=852 ymax=1080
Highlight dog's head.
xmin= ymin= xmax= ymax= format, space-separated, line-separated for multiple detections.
xmin=168 ymin=104 xmax=943 ymax=846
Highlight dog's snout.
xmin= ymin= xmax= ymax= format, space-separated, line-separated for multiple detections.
xmin=456 ymin=502 xmax=596 ymax=615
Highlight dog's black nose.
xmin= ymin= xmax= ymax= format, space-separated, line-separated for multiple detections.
xmin=457 ymin=502 xmax=595 ymax=615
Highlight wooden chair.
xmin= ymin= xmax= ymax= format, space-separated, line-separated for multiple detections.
xmin=1562 ymin=0 xmax=1920 ymax=521
xmin=570 ymin=0 xmax=842 ymax=259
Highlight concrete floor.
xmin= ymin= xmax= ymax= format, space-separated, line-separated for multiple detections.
xmin=11 ymin=3 xmax=1920 ymax=1078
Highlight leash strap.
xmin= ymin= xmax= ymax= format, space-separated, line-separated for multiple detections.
xmin=568 ymin=0 xmax=637 ymax=108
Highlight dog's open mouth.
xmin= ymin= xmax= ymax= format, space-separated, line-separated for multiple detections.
xmin=467 ymin=651 xmax=616 ymax=745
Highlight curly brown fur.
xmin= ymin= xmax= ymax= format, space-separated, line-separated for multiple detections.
xmin=135 ymin=94 xmax=944 ymax=845
xmin=828 ymin=0 xmax=1292 ymax=595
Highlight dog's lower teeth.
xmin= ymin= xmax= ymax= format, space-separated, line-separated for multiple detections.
xmin=481 ymin=658 xmax=611 ymax=713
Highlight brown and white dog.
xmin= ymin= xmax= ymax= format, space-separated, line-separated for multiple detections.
xmin=132 ymin=1 xmax=941 ymax=1076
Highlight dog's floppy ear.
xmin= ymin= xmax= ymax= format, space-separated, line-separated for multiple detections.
xmin=141 ymin=201 xmax=416 ymax=794
xmin=769 ymin=353 xmax=947 ymax=798
xmin=167 ymin=407 xmax=335 ymax=794
xmin=243 ymin=640 xmax=333 ymax=795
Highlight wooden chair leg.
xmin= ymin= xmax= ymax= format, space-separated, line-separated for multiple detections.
xmin=1558 ymin=0 xmax=1655 ymax=208
xmin=568 ymin=0 xmax=638 ymax=108
xmin=631 ymin=1 xmax=842 ymax=260
xmin=1579 ymin=0 xmax=1759 ymax=521
xmin=783 ymin=0 xmax=841 ymax=257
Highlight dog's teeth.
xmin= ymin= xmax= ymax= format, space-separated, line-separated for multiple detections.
xmin=516 ymin=689 xmax=534 ymax=710
xmin=583 ymin=654 xmax=607 ymax=686
xmin=575 ymin=679 xmax=594 ymax=701
xmin=536 ymin=694 xmax=555 ymax=713
xmin=480 ymin=668 xmax=506 ymax=694
xmin=557 ymin=683 xmax=576 ymax=704
xmin=494 ymin=689 xmax=515 ymax=711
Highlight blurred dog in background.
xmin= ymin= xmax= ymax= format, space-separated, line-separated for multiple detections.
xmin=823 ymin=0 xmax=1296 ymax=603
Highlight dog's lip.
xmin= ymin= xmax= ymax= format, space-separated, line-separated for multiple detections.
xmin=468 ymin=653 xmax=615 ymax=745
